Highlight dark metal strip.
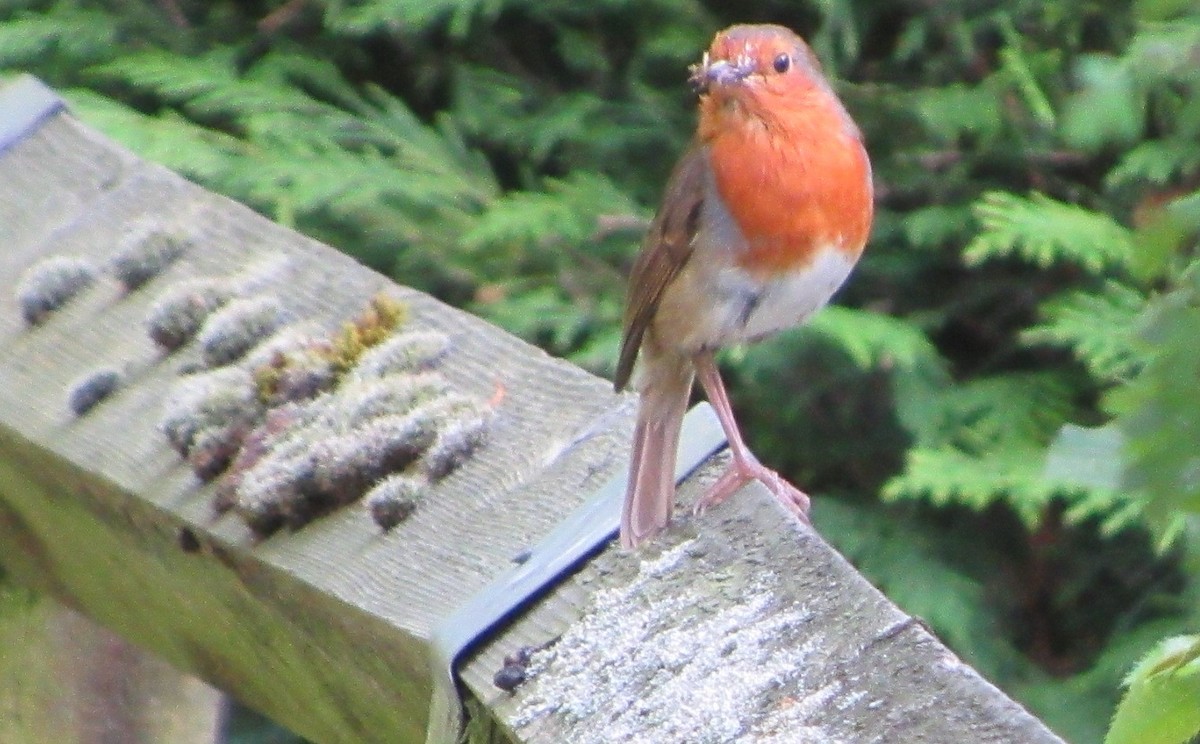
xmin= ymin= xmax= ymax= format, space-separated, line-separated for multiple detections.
xmin=426 ymin=402 xmax=727 ymax=743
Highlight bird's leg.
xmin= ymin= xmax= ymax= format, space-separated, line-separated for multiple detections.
xmin=691 ymin=351 xmax=811 ymax=520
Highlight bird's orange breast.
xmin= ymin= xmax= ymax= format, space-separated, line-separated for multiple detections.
xmin=703 ymin=94 xmax=873 ymax=276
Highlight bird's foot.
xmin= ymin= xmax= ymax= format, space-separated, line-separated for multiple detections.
xmin=693 ymin=453 xmax=811 ymax=521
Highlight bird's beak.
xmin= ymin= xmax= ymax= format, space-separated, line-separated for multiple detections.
xmin=689 ymin=57 xmax=750 ymax=95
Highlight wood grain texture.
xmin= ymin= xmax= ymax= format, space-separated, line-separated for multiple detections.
xmin=467 ymin=466 xmax=1066 ymax=744
xmin=0 ymin=104 xmax=1064 ymax=744
xmin=0 ymin=112 xmax=629 ymax=743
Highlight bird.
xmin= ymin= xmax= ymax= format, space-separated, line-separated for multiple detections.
xmin=614 ymin=24 xmax=874 ymax=548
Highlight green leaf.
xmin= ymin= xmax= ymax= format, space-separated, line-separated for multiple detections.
xmin=1126 ymin=20 xmax=1200 ymax=82
xmin=997 ymin=18 xmax=1056 ymax=129
xmin=1107 ymin=635 xmax=1200 ymax=744
xmin=0 ymin=9 xmax=116 ymax=68
xmin=1044 ymin=424 xmax=1148 ymax=535
xmin=475 ymin=284 xmax=594 ymax=356
xmin=1136 ymin=0 xmax=1200 ymax=21
xmin=966 ymin=191 xmax=1134 ymax=273
xmin=884 ymin=370 xmax=1089 ymax=530
xmin=324 ymin=0 xmax=497 ymax=36
xmin=66 ymin=89 xmax=243 ymax=182
xmin=899 ymin=372 xmax=1076 ymax=452
xmin=900 ymin=204 xmax=975 ymax=250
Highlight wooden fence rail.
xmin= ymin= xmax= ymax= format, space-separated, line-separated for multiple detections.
xmin=0 ymin=76 xmax=1064 ymax=744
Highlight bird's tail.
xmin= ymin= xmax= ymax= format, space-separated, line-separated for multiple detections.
xmin=620 ymin=351 xmax=693 ymax=548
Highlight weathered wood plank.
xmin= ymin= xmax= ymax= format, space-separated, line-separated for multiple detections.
xmin=0 ymin=89 xmax=1065 ymax=744
xmin=465 ymin=473 xmax=1064 ymax=743
xmin=0 ymin=109 xmax=630 ymax=743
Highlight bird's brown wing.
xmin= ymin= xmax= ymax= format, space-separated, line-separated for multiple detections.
xmin=614 ymin=145 xmax=707 ymax=390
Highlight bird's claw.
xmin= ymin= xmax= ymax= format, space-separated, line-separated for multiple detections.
xmin=693 ymin=457 xmax=811 ymax=523
xmin=764 ymin=471 xmax=811 ymax=522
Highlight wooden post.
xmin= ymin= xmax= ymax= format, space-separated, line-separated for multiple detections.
xmin=0 ymin=77 xmax=1065 ymax=744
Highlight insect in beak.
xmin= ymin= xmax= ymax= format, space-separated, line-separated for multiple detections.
xmin=689 ymin=54 xmax=751 ymax=95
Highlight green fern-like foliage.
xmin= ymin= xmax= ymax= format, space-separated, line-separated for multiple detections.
xmin=805 ymin=306 xmax=943 ymax=373
xmin=884 ymin=372 xmax=1078 ymax=527
xmin=0 ymin=6 xmax=115 ymax=69
xmin=1107 ymin=266 xmax=1200 ymax=527
xmin=884 ymin=445 xmax=1060 ymax=526
xmin=1023 ymin=282 xmax=1147 ymax=382
xmin=965 ymin=191 xmax=1134 ymax=273
xmin=1108 ymin=140 xmax=1200 ymax=189
xmin=325 ymin=0 xmax=490 ymax=35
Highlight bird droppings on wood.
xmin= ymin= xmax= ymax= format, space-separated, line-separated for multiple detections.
xmin=67 ymin=367 xmax=122 ymax=416
xmin=513 ymin=539 xmax=841 ymax=744
xmin=493 ymin=640 xmax=559 ymax=693
xmin=197 ymin=296 xmax=289 ymax=368
xmin=110 ymin=219 xmax=192 ymax=291
xmin=493 ymin=648 xmax=535 ymax=693
xmin=16 ymin=255 xmax=98 ymax=324
xmin=145 ymin=277 xmax=238 ymax=351
xmin=493 ymin=662 xmax=528 ymax=693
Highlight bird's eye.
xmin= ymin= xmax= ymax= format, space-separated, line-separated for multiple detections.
xmin=772 ymin=53 xmax=791 ymax=74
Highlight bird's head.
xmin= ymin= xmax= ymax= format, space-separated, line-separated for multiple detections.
xmin=690 ymin=24 xmax=827 ymax=101
xmin=692 ymin=24 xmax=859 ymax=146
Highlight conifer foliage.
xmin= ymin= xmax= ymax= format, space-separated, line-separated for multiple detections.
xmin=3 ymin=1 xmax=1199 ymax=742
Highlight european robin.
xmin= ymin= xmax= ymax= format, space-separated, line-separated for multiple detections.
xmin=614 ymin=24 xmax=873 ymax=548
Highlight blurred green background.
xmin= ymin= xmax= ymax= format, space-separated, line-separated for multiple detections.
xmin=3 ymin=1 xmax=1200 ymax=742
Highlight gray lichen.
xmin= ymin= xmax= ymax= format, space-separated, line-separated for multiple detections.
xmin=348 ymin=330 xmax=452 ymax=380
xmin=111 ymin=221 xmax=192 ymax=290
xmin=146 ymin=277 xmax=236 ymax=351
xmin=197 ymin=296 xmax=288 ymax=367
xmin=160 ymin=367 xmax=263 ymax=459
xmin=16 ymin=255 xmax=98 ymax=324
xmin=67 ymin=368 xmax=122 ymax=416
xmin=364 ymin=474 xmax=426 ymax=531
